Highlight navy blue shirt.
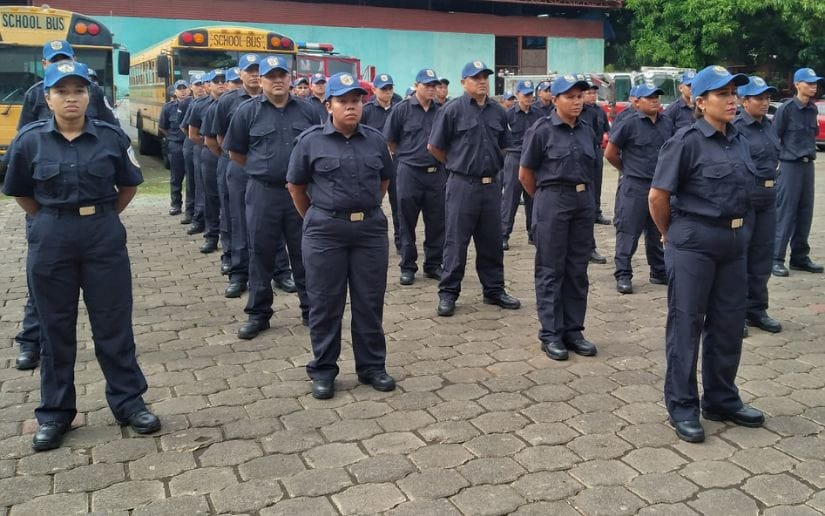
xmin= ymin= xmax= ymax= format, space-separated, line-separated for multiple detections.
xmin=223 ymin=95 xmax=318 ymax=183
xmin=182 ymin=96 xmax=211 ymax=141
xmin=361 ymin=98 xmax=398 ymax=131
xmin=608 ymin=110 xmax=674 ymax=180
xmin=611 ymin=105 xmax=637 ymax=128
xmin=520 ymin=112 xmax=597 ymax=186
xmin=158 ymin=99 xmax=187 ymax=142
xmin=212 ymin=87 xmax=256 ymax=138
xmin=531 ymin=99 xmax=554 ymax=117
xmin=287 ymin=119 xmax=393 ymax=212
xmin=178 ymin=96 xmax=195 ymax=132
xmin=428 ymin=93 xmax=513 ymax=176
xmin=652 ymin=118 xmax=755 ymax=219
xmin=733 ymin=111 xmax=780 ymax=179
xmin=3 ymin=117 xmax=143 ymax=207
xmin=580 ymin=103 xmax=610 ymax=147
xmin=303 ymin=96 xmax=328 ymax=124
xmin=773 ymin=96 xmax=818 ymax=161
xmin=200 ymin=98 xmax=219 ymax=138
xmin=17 ymin=80 xmax=118 ymax=129
xmin=663 ymin=97 xmax=694 ymax=130
xmin=505 ymin=104 xmax=543 ymax=153
xmin=383 ymin=95 xmax=440 ymax=167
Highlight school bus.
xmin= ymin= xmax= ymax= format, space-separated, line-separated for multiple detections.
xmin=0 ymin=5 xmax=127 ymax=155
xmin=129 ymin=26 xmax=299 ymax=155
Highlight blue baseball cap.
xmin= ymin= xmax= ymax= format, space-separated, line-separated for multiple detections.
xmin=690 ymin=65 xmax=748 ymax=101
xmin=324 ymin=72 xmax=367 ymax=101
xmin=226 ymin=67 xmax=241 ymax=82
xmin=373 ymin=73 xmax=394 ymax=89
xmin=292 ymin=77 xmax=308 ymax=87
xmin=438 ymin=77 xmax=450 ymax=85
xmin=209 ymin=69 xmax=225 ymax=82
xmin=504 ymin=90 xmax=516 ymax=100
xmin=461 ymin=60 xmax=493 ymax=79
xmin=259 ymin=55 xmax=290 ymax=76
xmin=628 ymin=85 xmax=639 ymax=98
xmin=793 ymin=67 xmax=823 ymax=84
xmin=239 ymin=53 xmax=260 ymax=71
xmin=537 ymin=81 xmax=551 ymax=92
xmin=550 ymin=73 xmax=589 ymax=96
xmin=415 ymin=68 xmax=440 ymax=85
xmin=737 ymin=76 xmax=777 ymax=97
xmin=406 ymin=87 xmax=415 ymax=97
xmin=190 ymin=73 xmax=204 ymax=85
xmin=42 ymin=39 xmax=74 ymax=61
xmin=516 ymin=80 xmax=534 ymax=95
xmin=174 ymin=79 xmax=189 ymax=89
xmin=311 ymin=73 xmax=326 ymax=84
xmin=680 ymin=70 xmax=697 ymax=86
xmin=635 ymin=83 xmax=665 ymax=98
xmin=43 ymin=60 xmax=90 ymax=88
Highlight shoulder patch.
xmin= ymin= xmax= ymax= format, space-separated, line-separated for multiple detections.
xmin=127 ymin=146 xmax=141 ymax=168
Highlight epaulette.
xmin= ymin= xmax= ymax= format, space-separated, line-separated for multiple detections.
xmin=92 ymin=119 xmax=129 ymax=138
xmin=671 ymin=124 xmax=697 ymax=140
xmin=15 ymin=119 xmax=48 ymax=138
xmin=295 ymin=124 xmax=324 ymax=143
xmin=361 ymin=124 xmax=385 ymax=138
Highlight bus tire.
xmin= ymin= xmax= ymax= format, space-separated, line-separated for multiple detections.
xmin=138 ymin=129 xmax=161 ymax=156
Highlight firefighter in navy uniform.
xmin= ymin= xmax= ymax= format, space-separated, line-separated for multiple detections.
xmin=293 ymin=77 xmax=310 ymax=98
xmin=649 ymin=65 xmax=764 ymax=443
xmin=435 ymin=77 xmax=450 ymax=105
xmin=178 ymin=74 xmax=205 ymax=226
xmin=663 ymin=70 xmax=697 ymax=131
xmin=181 ymin=75 xmax=212 ymax=235
xmin=223 ymin=56 xmax=317 ymax=340
xmin=287 ymin=72 xmax=396 ymax=400
xmin=158 ymin=80 xmax=190 ymax=216
xmin=427 ymin=60 xmax=521 ymax=317
xmin=519 ymin=74 xmax=599 ymax=362
xmin=532 ymin=81 xmax=554 ymax=116
xmin=500 ymin=79 xmax=541 ymax=250
xmin=3 ymin=61 xmax=160 ymax=451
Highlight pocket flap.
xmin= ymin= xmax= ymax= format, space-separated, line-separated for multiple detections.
xmin=316 ymin=157 xmax=340 ymax=172
xmin=33 ymin=163 xmax=60 ymax=181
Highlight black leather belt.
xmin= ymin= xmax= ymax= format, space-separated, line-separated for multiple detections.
xmin=313 ymin=206 xmax=378 ymax=222
xmin=41 ymin=203 xmax=115 ymax=217
xmin=250 ymin=176 xmax=287 ymax=188
xmin=449 ymin=172 xmax=496 ymax=184
xmin=538 ymin=182 xmax=588 ymax=192
xmin=678 ymin=212 xmax=744 ymax=229
xmin=784 ymin=156 xmax=813 ymax=163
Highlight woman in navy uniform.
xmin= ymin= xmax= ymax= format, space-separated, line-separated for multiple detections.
xmin=733 ymin=77 xmax=782 ymax=334
xmin=2 ymin=61 xmax=160 ymax=451
xmin=519 ymin=74 xmax=599 ymax=362
xmin=158 ymin=79 xmax=190 ymax=216
xmin=287 ymin=72 xmax=395 ymax=400
xmin=649 ymin=65 xmax=763 ymax=443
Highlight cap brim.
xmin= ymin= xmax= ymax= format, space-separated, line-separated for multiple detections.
xmin=638 ymin=87 xmax=665 ymax=97
xmin=240 ymin=63 xmax=259 ymax=71
xmin=798 ymin=76 xmax=824 ymax=83
xmin=326 ymin=86 xmax=367 ymax=100
xmin=553 ymin=80 xmax=590 ymax=95
xmin=463 ymin=68 xmax=493 ymax=79
xmin=45 ymin=72 xmax=91 ymax=88
xmin=694 ymin=74 xmax=749 ymax=99
xmin=261 ymin=67 xmax=290 ymax=76
xmin=516 ymin=89 xmax=533 ymax=95
xmin=418 ymin=78 xmax=440 ymax=85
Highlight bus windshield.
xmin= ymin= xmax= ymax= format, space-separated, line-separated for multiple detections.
xmin=173 ymin=48 xmax=291 ymax=81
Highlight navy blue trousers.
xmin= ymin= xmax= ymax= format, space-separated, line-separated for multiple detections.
xmin=167 ymin=139 xmax=185 ymax=209
xmin=747 ymin=186 xmax=777 ymax=319
xmin=388 ymin=161 xmax=401 ymax=250
xmin=27 ymin=208 xmax=148 ymax=424
xmin=227 ymin=161 xmax=249 ymax=284
xmin=439 ymin=174 xmax=506 ymax=301
xmin=303 ymin=207 xmax=388 ymax=380
xmin=217 ymin=154 xmax=231 ymax=266
xmin=244 ymin=181 xmax=308 ymax=321
xmin=592 ymin=149 xmax=605 ymax=217
xmin=774 ymin=160 xmax=814 ymax=265
xmin=199 ymin=147 xmax=221 ymax=240
xmin=182 ymin=139 xmax=198 ymax=220
xmin=613 ymin=176 xmax=664 ymax=280
xmin=664 ymin=216 xmax=748 ymax=421
xmin=396 ymin=162 xmax=446 ymax=274
xmin=500 ymin=152 xmax=533 ymax=241
xmin=192 ymin=142 xmax=205 ymax=225
xmin=16 ymin=215 xmax=40 ymax=354
xmin=533 ymin=186 xmax=594 ymax=344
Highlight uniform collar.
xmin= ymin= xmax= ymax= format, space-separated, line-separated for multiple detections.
xmin=409 ymin=94 xmax=437 ymax=110
xmin=695 ymin=117 xmax=738 ymax=141
xmin=322 ymin=117 xmax=367 ymax=137
xmin=737 ymin=110 xmax=765 ymax=126
xmin=632 ymin=109 xmax=660 ymax=123
xmin=549 ymin=111 xmax=580 ymax=128
xmin=462 ymin=92 xmax=490 ymax=108
xmin=510 ymin=104 xmax=534 ymax=115
xmin=792 ymin=96 xmax=815 ymax=109
xmin=257 ymin=94 xmax=298 ymax=107
xmin=45 ymin=116 xmax=98 ymax=138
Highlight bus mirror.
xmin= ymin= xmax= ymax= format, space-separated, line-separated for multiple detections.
xmin=118 ymin=51 xmax=131 ymax=75
xmin=156 ymin=56 xmax=170 ymax=78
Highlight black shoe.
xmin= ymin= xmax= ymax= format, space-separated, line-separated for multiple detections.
xmin=528 ymin=235 xmax=534 ymax=246
xmin=32 ymin=421 xmax=71 ymax=451
xmin=437 ymin=298 xmax=456 ymax=317
xmin=186 ymin=224 xmax=204 ymax=235
xmin=746 ymin=315 xmax=782 ymax=333
xmin=703 ymin=404 xmax=764 ymax=428
xmin=200 ymin=239 xmax=218 ymax=254
xmin=565 ymin=337 xmax=597 ymax=356
xmin=238 ymin=319 xmax=270 ymax=340
xmin=311 ymin=379 xmax=335 ymax=399
xmin=669 ymin=419 xmax=705 ymax=443
xmin=181 ymin=216 xmax=192 ymax=225
xmin=541 ymin=341 xmax=568 ymax=361
xmin=399 ymin=271 xmax=415 ymax=286
xmin=423 ymin=266 xmax=443 ymax=280
xmin=358 ymin=371 xmax=396 ymax=392
xmin=742 ymin=325 xmax=749 ymax=339
xmin=502 ymin=238 xmax=510 ymax=251
xmin=595 ymin=214 xmax=612 ymax=225
xmin=589 ymin=250 xmax=607 ymax=264
xmin=302 ymin=315 xmax=310 ymax=327
xmin=790 ymin=258 xmax=824 ymax=274
xmin=221 ymin=263 xmax=232 ymax=275
xmin=168 ymin=206 xmax=182 ymax=216
xmin=224 ymin=282 xmax=247 ymax=298
xmin=15 ymin=350 xmax=40 ymax=370
xmin=273 ymin=276 xmax=297 ymax=293
xmin=117 ymin=409 xmax=161 ymax=434
xmin=616 ymin=278 xmax=633 ymax=294
xmin=772 ymin=263 xmax=789 ymax=277
xmin=483 ymin=293 xmax=521 ymax=310
xmin=649 ymin=275 xmax=668 ymax=285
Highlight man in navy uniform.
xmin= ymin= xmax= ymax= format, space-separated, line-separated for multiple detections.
xmin=158 ymin=80 xmax=190 ymax=216
xmin=428 ymin=60 xmax=521 ymax=317
xmin=384 ymin=68 xmax=445 ymax=285
xmin=179 ymin=74 xmax=205 ymax=226
xmin=224 ymin=55 xmax=317 ymax=339
xmin=532 ymin=81 xmax=554 ymax=116
xmin=772 ymin=67 xmax=824 ymax=277
xmin=181 ymin=74 xmax=213 ymax=235
xmin=664 ymin=70 xmax=696 ymax=130
xmin=435 ymin=77 xmax=450 ymax=105
xmin=293 ymin=77 xmax=310 ymax=98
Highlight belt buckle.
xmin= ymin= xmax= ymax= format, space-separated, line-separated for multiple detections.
xmin=763 ymin=180 xmax=775 ymax=188
xmin=802 ymin=157 xmax=810 ymax=163
xmin=576 ymin=184 xmax=586 ymax=193
xmin=426 ymin=167 xmax=437 ymax=173
xmin=481 ymin=177 xmax=492 ymax=184
xmin=731 ymin=218 xmax=743 ymax=229
xmin=78 ymin=206 xmax=96 ymax=216
xmin=349 ymin=212 xmax=365 ymax=222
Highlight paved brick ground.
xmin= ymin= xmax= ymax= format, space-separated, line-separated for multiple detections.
xmin=1 ymin=159 xmax=824 ymax=515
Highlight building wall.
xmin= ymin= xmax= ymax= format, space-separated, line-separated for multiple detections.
xmin=548 ymin=37 xmax=605 ymax=74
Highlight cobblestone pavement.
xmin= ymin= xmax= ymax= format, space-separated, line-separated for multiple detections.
xmin=1 ymin=160 xmax=824 ymax=515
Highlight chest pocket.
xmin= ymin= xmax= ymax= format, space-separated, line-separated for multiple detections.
xmin=249 ymin=124 xmax=277 ymax=156
xmin=699 ymin=162 xmax=750 ymax=214
xmin=456 ymin=116 xmax=479 ymax=134
xmin=402 ymin=119 xmax=422 ymax=137
xmin=32 ymin=163 xmax=65 ymax=201
xmin=84 ymin=155 xmax=118 ymax=201
xmin=291 ymin=122 xmax=311 ymax=138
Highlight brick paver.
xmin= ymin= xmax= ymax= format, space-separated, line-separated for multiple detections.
xmin=1 ymin=158 xmax=824 ymax=514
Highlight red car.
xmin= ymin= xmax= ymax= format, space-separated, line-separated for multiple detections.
xmin=817 ymin=100 xmax=825 ymax=151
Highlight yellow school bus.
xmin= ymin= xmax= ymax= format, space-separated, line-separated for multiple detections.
xmin=129 ymin=26 xmax=298 ymax=155
xmin=0 ymin=5 xmax=126 ymax=155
